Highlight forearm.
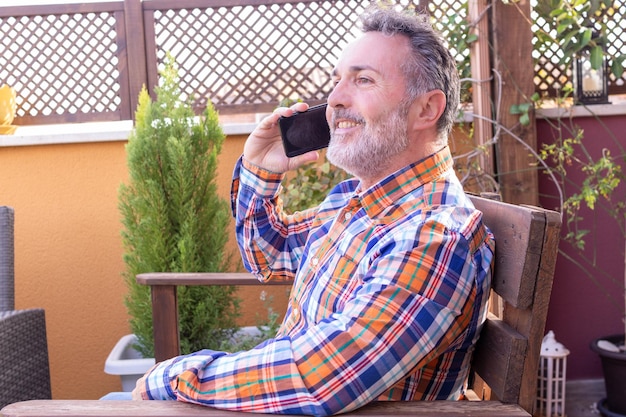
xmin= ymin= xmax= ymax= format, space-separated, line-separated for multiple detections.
xmin=136 ymin=350 xmax=228 ymax=400
xmin=231 ymin=157 xmax=314 ymax=279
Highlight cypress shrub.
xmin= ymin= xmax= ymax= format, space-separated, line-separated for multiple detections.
xmin=119 ymin=54 xmax=239 ymax=358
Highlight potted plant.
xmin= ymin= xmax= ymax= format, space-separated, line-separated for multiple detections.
xmin=109 ymin=53 xmax=240 ymax=389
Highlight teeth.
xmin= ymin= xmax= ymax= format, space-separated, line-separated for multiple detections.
xmin=337 ymin=121 xmax=359 ymax=129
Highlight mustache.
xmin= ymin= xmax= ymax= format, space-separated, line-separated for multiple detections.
xmin=330 ymin=109 xmax=365 ymax=128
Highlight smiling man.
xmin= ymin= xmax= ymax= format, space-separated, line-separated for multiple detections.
xmin=133 ymin=4 xmax=495 ymax=416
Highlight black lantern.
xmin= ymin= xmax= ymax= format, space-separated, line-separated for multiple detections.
xmin=572 ymin=40 xmax=610 ymax=105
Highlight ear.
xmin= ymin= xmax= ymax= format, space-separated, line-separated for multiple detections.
xmin=408 ymin=90 xmax=446 ymax=131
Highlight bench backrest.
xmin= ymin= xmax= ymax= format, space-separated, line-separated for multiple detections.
xmin=467 ymin=195 xmax=561 ymax=413
xmin=137 ymin=195 xmax=562 ymax=416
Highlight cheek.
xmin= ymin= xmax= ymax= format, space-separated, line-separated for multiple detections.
xmin=363 ymin=90 xmax=403 ymax=121
xmin=358 ymin=102 xmax=378 ymax=125
xmin=362 ymin=103 xmax=389 ymax=126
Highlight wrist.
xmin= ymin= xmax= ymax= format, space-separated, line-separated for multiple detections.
xmin=242 ymin=156 xmax=286 ymax=178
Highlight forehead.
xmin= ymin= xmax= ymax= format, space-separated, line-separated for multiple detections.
xmin=333 ymin=31 xmax=410 ymax=75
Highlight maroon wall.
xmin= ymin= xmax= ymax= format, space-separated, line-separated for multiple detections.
xmin=536 ymin=112 xmax=626 ymax=379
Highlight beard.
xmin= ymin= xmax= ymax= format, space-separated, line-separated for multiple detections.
xmin=326 ymin=102 xmax=410 ymax=182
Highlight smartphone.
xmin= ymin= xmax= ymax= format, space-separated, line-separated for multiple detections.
xmin=279 ymin=103 xmax=331 ymax=157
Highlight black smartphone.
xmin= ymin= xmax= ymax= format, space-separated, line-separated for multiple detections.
xmin=279 ymin=103 xmax=331 ymax=157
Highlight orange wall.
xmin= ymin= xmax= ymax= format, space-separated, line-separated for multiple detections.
xmin=0 ymin=133 xmax=288 ymax=400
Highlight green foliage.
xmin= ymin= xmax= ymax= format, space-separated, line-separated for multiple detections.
xmin=432 ymin=2 xmax=476 ymax=103
xmin=534 ymin=0 xmax=625 ymax=77
xmin=218 ymin=291 xmax=283 ymax=352
xmin=278 ymin=97 xmax=303 ymax=108
xmin=510 ymin=94 xmax=539 ymax=127
xmin=538 ymin=119 xmax=624 ymax=251
xmin=282 ymin=159 xmax=348 ymax=213
xmin=118 ymin=53 xmax=239 ymax=357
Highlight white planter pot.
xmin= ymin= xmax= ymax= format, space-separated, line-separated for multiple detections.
xmin=104 ymin=334 xmax=155 ymax=392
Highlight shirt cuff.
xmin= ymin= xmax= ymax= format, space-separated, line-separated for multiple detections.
xmin=142 ymin=350 xmax=227 ymax=400
xmin=141 ymin=358 xmax=178 ymax=400
xmin=239 ymin=157 xmax=285 ymax=198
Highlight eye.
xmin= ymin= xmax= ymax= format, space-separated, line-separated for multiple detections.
xmin=355 ymin=76 xmax=373 ymax=85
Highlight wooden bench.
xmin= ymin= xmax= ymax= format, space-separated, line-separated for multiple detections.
xmin=1 ymin=195 xmax=561 ymax=417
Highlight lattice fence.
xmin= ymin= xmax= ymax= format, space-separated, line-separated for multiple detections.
xmin=532 ymin=0 xmax=626 ymax=96
xmin=0 ymin=4 xmax=127 ymax=125
xmin=147 ymin=0 xmax=434 ymax=115
xmin=0 ymin=0 xmax=625 ymax=126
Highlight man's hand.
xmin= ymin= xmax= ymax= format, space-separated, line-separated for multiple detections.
xmin=131 ymin=374 xmax=147 ymax=400
xmin=243 ymin=102 xmax=320 ymax=173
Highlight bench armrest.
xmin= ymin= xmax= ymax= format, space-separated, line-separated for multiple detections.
xmin=136 ymin=272 xmax=292 ymax=361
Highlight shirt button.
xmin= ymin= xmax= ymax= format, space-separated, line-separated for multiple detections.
xmin=344 ymin=212 xmax=352 ymax=221
xmin=311 ymin=258 xmax=319 ymax=266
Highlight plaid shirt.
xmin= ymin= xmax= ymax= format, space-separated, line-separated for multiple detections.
xmin=138 ymin=146 xmax=494 ymax=416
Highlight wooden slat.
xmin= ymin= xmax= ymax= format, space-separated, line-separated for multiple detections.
xmin=508 ymin=209 xmax=562 ymax=413
xmin=0 ymin=400 xmax=530 ymax=417
xmin=142 ymin=7 xmax=159 ymax=104
xmin=469 ymin=195 xmax=543 ymax=309
xmin=490 ymin=0 xmax=539 ymax=206
xmin=0 ymin=2 xmax=124 ymax=17
xmin=114 ymin=9 xmax=132 ymax=121
xmin=151 ymin=285 xmax=179 ymax=362
xmin=468 ymin=0 xmax=494 ymax=177
xmin=470 ymin=316 xmax=527 ymax=403
xmin=122 ymin=0 xmax=148 ymax=119
xmin=136 ymin=272 xmax=293 ymax=287
xmin=13 ymin=112 xmax=123 ymax=126
xmin=143 ymin=0 xmax=322 ymax=9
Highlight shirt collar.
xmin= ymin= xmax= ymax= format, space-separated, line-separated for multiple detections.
xmin=357 ymin=146 xmax=454 ymax=218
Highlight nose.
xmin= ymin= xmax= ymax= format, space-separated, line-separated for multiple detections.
xmin=327 ymin=79 xmax=350 ymax=110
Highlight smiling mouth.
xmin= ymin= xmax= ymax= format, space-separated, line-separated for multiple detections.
xmin=336 ymin=120 xmax=361 ymax=129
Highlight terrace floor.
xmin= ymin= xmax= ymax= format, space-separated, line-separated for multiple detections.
xmin=566 ymin=379 xmax=606 ymax=417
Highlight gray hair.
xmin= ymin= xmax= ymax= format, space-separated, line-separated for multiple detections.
xmin=359 ymin=4 xmax=460 ymax=140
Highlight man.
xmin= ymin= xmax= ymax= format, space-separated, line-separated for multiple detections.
xmin=133 ymin=5 xmax=495 ymax=416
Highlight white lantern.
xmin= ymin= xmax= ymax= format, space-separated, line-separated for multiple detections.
xmin=536 ymin=331 xmax=570 ymax=417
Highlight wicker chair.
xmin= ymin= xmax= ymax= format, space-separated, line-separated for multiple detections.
xmin=0 ymin=206 xmax=52 ymax=409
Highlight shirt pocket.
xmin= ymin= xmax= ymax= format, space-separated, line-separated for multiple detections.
xmin=316 ymin=254 xmax=363 ymax=315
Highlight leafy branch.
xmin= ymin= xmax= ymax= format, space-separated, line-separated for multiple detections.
xmin=534 ymin=0 xmax=626 ymax=75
